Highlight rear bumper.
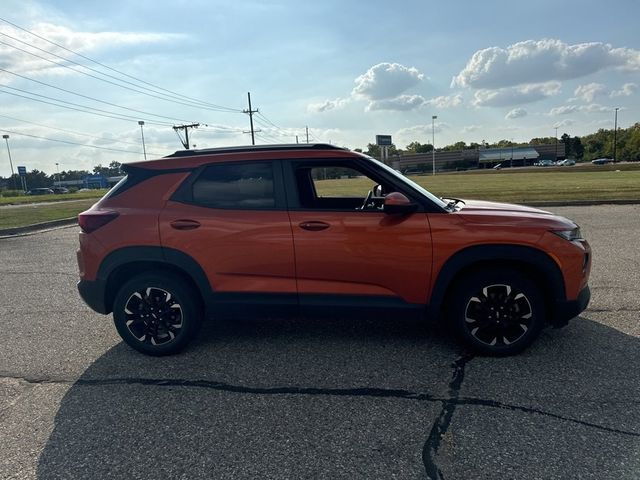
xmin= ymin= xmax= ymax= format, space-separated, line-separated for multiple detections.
xmin=77 ymin=279 xmax=110 ymax=314
xmin=550 ymin=285 xmax=590 ymax=327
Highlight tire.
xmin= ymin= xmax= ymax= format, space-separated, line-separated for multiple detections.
xmin=112 ymin=273 xmax=203 ymax=356
xmin=448 ymin=269 xmax=545 ymax=356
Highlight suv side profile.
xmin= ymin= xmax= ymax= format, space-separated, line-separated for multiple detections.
xmin=77 ymin=144 xmax=591 ymax=356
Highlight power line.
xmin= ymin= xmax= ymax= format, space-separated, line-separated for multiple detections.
xmin=0 ymin=85 xmax=174 ymax=126
xmin=0 ymin=16 xmax=243 ymax=113
xmin=256 ymin=111 xmax=282 ymax=131
xmin=0 ymin=35 xmax=242 ymax=114
xmin=0 ymin=127 xmax=163 ymax=156
xmin=0 ymin=113 xmax=150 ymax=148
xmin=0 ymin=67 xmax=199 ymax=124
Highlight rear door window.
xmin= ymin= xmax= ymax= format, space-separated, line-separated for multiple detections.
xmin=191 ymin=162 xmax=275 ymax=209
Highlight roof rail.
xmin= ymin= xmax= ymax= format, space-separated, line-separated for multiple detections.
xmin=164 ymin=143 xmax=346 ymax=158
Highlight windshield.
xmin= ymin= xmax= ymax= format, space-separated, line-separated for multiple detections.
xmin=367 ymin=156 xmax=449 ymax=209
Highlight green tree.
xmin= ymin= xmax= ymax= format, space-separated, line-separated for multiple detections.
xmin=404 ymin=141 xmax=433 ymax=153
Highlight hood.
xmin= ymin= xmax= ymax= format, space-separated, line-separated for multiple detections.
xmin=459 ymin=199 xmax=552 ymax=215
xmin=455 ymin=199 xmax=576 ymax=230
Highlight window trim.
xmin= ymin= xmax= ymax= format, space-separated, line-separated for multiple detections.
xmin=170 ymin=160 xmax=286 ymax=210
xmin=282 ymin=158 xmax=433 ymax=213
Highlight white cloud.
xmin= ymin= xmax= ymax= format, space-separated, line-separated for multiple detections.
xmin=395 ymin=123 xmax=449 ymax=145
xmin=505 ymin=108 xmax=527 ymax=119
xmin=549 ymin=105 xmax=577 ymax=115
xmin=424 ymin=94 xmax=463 ymax=108
xmin=573 ymin=83 xmax=607 ymax=102
xmin=366 ymin=94 xmax=426 ymax=111
xmin=307 ymin=98 xmax=349 ymax=113
xmin=462 ymin=125 xmax=481 ymax=133
xmin=610 ymin=82 xmax=638 ymax=97
xmin=549 ymin=103 xmax=614 ymax=115
xmin=452 ymin=39 xmax=640 ymax=89
xmin=554 ymin=119 xmax=575 ymax=128
xmin=352 ymin=62 xmax=424 ymax=100
xmin=472 ymin=82 xmax=561 ymax=107
xmin=0 ymin=22 xmax=186 ymax=83
xmin=367 ymin=93 xmax=464 ymax=111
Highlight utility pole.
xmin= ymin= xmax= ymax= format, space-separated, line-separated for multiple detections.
xmin=173 ymin=123 xmax=200 ymax=149
xmin=305 ymin=126 xmax=309 ymax=144
xmin=613 ymin=107 xmax=619 ymax=163
xmin=243 ymin=92 xmax=259 ymax=145
xmin=554 ymin=126 xmax=558 ymax=162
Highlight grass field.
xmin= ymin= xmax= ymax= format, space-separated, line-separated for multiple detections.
xmin=1 ymin=163 xmax=639 ymax=230
xmin=0 ymin=199 xmax=97 ymax=230
xmin=0 ymin=189 xmax=106 ymax=206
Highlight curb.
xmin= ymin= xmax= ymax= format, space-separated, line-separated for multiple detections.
xmin=0 ymin=217 xmax=77 ymax=238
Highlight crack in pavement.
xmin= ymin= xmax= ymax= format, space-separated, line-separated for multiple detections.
xmin=422 ymin=353 xmax=474 ymax=480
xmin=0 ymin=271 xmax=76 ymax=276
xmin=2 ymin=372 xmax=637 ymax=440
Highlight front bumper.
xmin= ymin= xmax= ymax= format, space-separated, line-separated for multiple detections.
xmin=549 ymin=285 xmax=590 ymax=328
xmin=77 ymin=279 xmax=110 ymax=314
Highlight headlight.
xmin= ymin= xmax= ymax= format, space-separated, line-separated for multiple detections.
xmin=552 ymin=227 xmax=583 ymax=241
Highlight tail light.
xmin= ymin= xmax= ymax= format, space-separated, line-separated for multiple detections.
xmin=78 ymin=210 xmax=119 ymax=233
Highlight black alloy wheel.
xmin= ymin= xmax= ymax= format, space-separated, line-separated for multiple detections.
xmin=123 ymin=287 xmax=183 ymax=346
xmin=450 ymin=269 xmax=545 ymax=356
xmin=113 ymin=273 xmax=202 ymax=356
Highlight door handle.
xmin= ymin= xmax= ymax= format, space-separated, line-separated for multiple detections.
xmin=299 ymin=221 xmax=330 ymax=231
xmin=170 ymin=219 xmax=201 ymax=230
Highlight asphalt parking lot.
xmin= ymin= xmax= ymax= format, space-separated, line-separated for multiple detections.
xmin=1 ymin=205 xmax=639 ymax=479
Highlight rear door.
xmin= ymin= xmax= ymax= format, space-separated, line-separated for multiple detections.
xmin=159 ymin=160 xmax=297 ymax=308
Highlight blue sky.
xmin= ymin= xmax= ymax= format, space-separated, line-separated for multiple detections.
xmin=0 ymin=0 xmax=639 ymax=176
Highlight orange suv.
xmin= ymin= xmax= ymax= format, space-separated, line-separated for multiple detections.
xmin=77 ymin=144 xmax=591 ymax=356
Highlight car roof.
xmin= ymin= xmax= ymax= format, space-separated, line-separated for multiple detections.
xmin=124 ymin=143 xmax=358 ymax=171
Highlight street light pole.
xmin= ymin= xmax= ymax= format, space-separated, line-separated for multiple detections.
xmin=554 ymin=126 xmax=558 ymax=162
xmin=138 ymin=121 xmax=147 ymax=160
xmin=431 ymin=115 xmax=437 ymax=176
xmin=55 ymin=162 xmax=60 ymax=185
xmin=510 ymin=138 xmax=514 ymax=168
xmin=2 ymin=134 xmax=16 ymax=190
xmin=613 ymin=107 xmax=619 ymax=163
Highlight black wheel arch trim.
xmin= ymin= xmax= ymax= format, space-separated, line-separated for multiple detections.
xmin=428 ymin=244 xmax=567 ymax=319
xmin=94 ymin=246 xmax=212 ymax=314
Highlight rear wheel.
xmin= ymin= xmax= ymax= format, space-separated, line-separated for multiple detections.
xmin=448 ymin=269 xmax=545 ymax=356
xmin=113 ymin=273 xmax=202 ymax=356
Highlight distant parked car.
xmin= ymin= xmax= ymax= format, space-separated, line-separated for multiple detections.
xmin=51 ymin=187 xmax=69 ymax=194
xmin=558 ymin=159 xmax=576 ymax=166
xmin=592 ymin=158 xmax=613 ymax=165
xmin=26 ymin=188 xmax=54 ymax=195
xmin=536 ymin=159 xmax=555 ymax=167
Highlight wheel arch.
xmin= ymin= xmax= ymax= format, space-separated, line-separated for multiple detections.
xmin=429 ymin=244 xmax=566 ymax=320
xmin=98 ymin=246 xmax=211 ymax=314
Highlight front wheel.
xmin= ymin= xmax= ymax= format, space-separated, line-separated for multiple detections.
xmin=448 ymin=269 xmax=545 ymax=356
xmin=112 ymin=273 xmax=203 ymax=356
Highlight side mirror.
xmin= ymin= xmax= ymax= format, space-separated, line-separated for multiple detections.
xmin=383 ymin=192 xmax=418 ymax=215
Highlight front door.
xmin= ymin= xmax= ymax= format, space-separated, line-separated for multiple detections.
xmin=285 ymin=159 xmax=432 ymax=308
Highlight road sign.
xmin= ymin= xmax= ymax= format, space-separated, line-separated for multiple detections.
xmin=376 ymin=135 xmax=392 ymax=146
xmin=17 ymin=166 xmax=26 ymax=176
